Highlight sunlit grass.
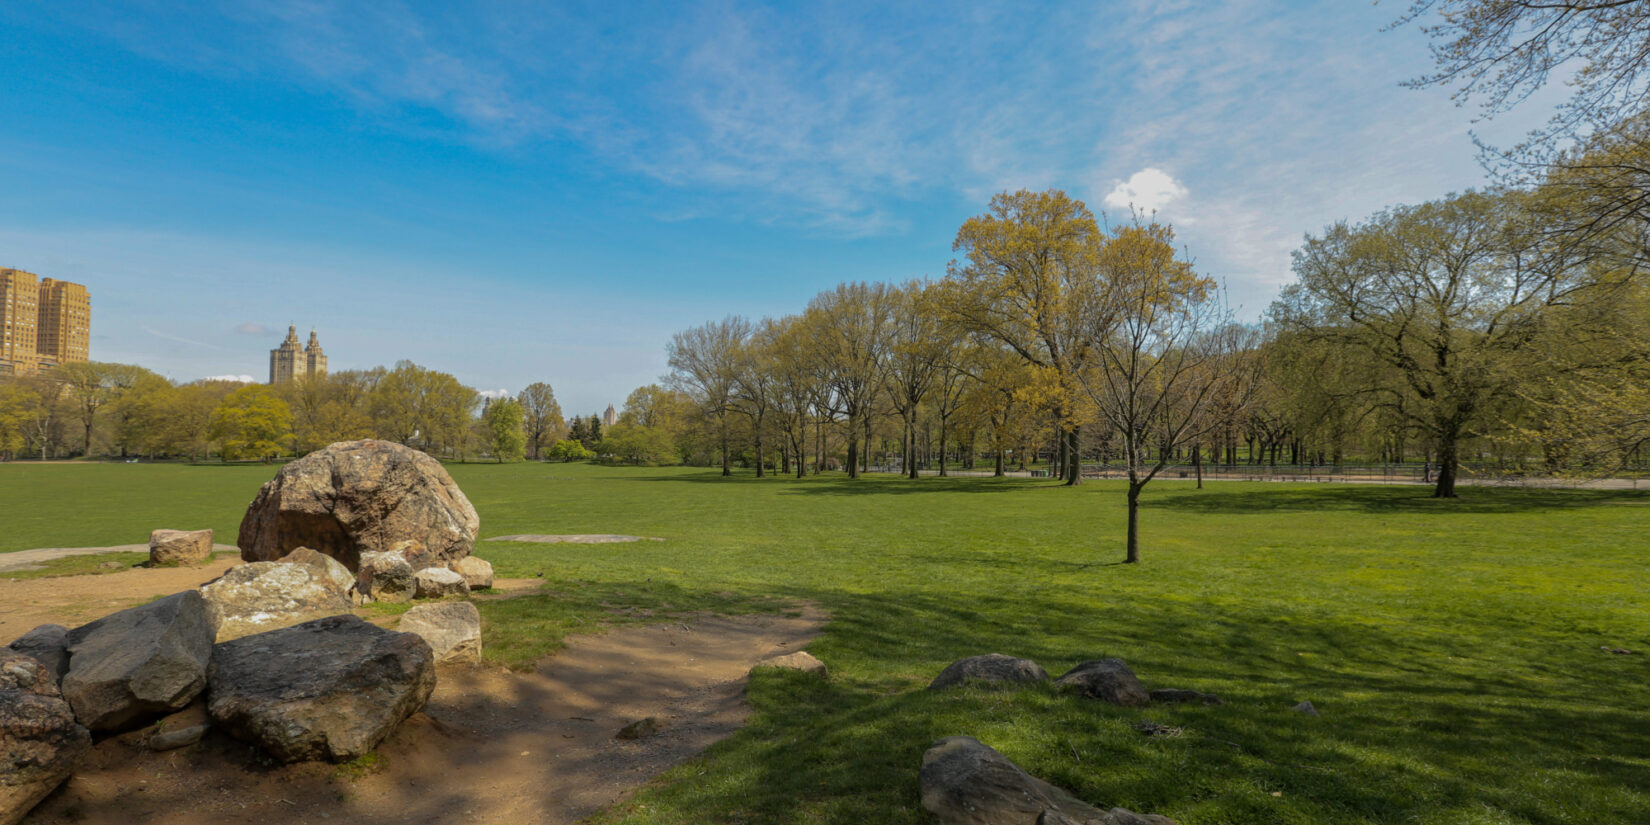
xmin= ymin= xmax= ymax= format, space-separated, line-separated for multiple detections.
xmin=3 ymin=460 xmax=1646 ymax=823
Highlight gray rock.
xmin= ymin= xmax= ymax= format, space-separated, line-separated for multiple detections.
xmin=413 ymin=567 xmax=470 ymax=599
xmin=357 ymin=551 xmax=416 ymax=604
xmin=399 ymin=601 xmax=482 ymax=663
xmin=929 ymin=654 xmax=1050 ymax=691
xmin=1291 ymin=700 xmax=1319 ymax=717
xmin=237 ymin=439 xmax=480 ymax=572
xmin=61 ymin=591 xmax=214 ymax=731
xmin=751 ymin=651 xmax=827 ymax=677
xmin=1054 ymin=660 xmax=1150 ymax=707
xmin=148 ymin=528 xmax=214 ymax=566
xmin=449 ymin=556 xmax=494 ymax=590
xmin=148 ymin=723 xmax=209 ymax=751
xmin=919 ymin=736 xmax=1106 ymax=825
xmin=0 ymin=650 xmax=91 ymax=825
xmin=1037 ymin=808 xmax=1179 ymax=825
xmin=207 ymin=614 xmax=435 ymax=763
xmin=200 ymin=561 xmax=354 ymax=642
xmin=6 ymin=625 xmax=70 ymax=686
xmin=1148 ymin=688 xmax=1222 ymax=706
xmin=278 ymin=547 xmax=357 ymax=594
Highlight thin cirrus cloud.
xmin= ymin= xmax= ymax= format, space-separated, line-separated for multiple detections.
xmin=203 ymin=374 xmax=256 ymax=383
xmin=233 ymin=323 xmax=275 ymax=336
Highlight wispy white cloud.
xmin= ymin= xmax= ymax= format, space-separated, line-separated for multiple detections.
xmin=478 ymin=388 xmax=510 ymax=400
xmin=234 ymin=322 xmax=274 ymax=336
xmin=203 ymin=373 xmax=256 ymax=383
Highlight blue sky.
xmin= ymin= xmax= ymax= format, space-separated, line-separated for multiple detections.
xmin=0 ymin=1 xmax=1553 ymax=414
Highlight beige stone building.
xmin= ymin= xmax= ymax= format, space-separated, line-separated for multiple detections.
xmin=269 ymin=325 xmax=328 ymax=384
xmin=0 ymin=268 xmax=91 ymax=376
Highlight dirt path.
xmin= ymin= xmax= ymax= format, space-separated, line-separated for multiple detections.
xmin=0 ymin=544 xmax=239 ymax=573
xmin=9 ymin=565 xmax=825 ymax=825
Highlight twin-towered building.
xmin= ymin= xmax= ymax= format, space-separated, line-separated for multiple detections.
xmin=269 ymin=324 xmax=328 ymax=384
xmin=0 ymin=268 xmax=91 ymax=377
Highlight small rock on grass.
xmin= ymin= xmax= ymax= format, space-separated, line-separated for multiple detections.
xmin=1291 ymin=700 xmax=1319 ymax=717
xmin=928 ymin=654 xmax=1049 ymax=691
xmin=148 ymin=529 xmax=214 ymax=566
xmin=616 ymin=717 xmax=661 ymax=740
xmin=751 ymin=651 xmax=826 ymax=677
xmin=1054 ymin=659 xmax=1150 ymax=708
xmin=399 ymin=601 xmax=482 ymax=663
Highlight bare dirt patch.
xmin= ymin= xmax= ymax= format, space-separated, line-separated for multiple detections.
xmin=488 ymin=534 xmax=665 ymax=544
xmin=8 ymin=565 xmax=825 ymax=825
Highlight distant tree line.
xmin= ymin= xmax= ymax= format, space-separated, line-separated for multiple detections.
xmin=0 ymin=361 xmax=568 ymax=465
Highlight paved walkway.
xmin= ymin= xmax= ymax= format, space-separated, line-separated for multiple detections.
xmin=0 ymin=543 xmax=239 ymax=572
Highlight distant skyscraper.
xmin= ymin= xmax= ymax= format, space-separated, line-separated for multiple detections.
xmin=603 ymin=404 xmax=617 ymax=428
xmin=0 ymin=268 xmax=91 ymax=376
xmin=269 ymin=325 xmax=328 ymax=384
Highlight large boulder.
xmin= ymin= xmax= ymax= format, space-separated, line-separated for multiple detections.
xmin=61 ymin=591 xmax=214 ymax=731
xmin=6 ymin=625 xmax=70 ymax=687
xmin=207 ymin=615 xmax=436 ymax=763
xmin=449 ymin=556 xmax=494 ymax=590
xmin=200 ymin=560 xmax=354 ymax=642
xmin=413 ymin=567 xmax=470 ymax=599
xmin=920 ymin=736 xmax=1175 ymax=825
xmin=357 ymin=551 xmax=416 ymax=603
xmin=399 ymin=601 xmax=482 ymax=663
xmin=237 ymin=439 xmax=480 ymax=572
xmin=1 ymin=651 xmax=91 ymax=825
xmin=148 ymin=528 xmax=214 ymax=566
xmin=1054 ymin=660 xmax=1150 ymax=708
xmin=929 ymin=654 xmax=1050 ymax=691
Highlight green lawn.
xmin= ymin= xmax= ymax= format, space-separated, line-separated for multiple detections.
xmin=2 ymin=461 xmax=1647 ymax=824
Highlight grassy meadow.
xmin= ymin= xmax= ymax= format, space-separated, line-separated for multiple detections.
xmin=2 ymin=461 xmax=1647 ymax=824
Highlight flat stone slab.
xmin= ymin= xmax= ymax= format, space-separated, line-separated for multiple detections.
xmin=0 ymin=545 xmax=238 ymax=573
xmin=487 ymin=534 xmax=664 ymax=544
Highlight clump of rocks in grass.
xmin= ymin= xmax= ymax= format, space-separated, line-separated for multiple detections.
xmin=928 ymin=654 xmax=1049 ymax=690
xmin=0 ymin=440 xmax=493 ymax=825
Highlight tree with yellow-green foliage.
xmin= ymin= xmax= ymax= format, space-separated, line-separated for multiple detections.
xmin=943 ymin=189 xmax=1107 ymax=486
xmin=209 ymin=384 xmax=293 ymax=462
xmin=482 ymin=397 xmax=527 ymax=463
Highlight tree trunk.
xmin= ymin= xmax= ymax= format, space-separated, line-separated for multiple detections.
xmin=862 ymin=417 xmax=873 ymax=474
xmin=1063 ymin=426 xmax=1081 ymax=486
xmin=720 ymin=418 xmax=731 ymax=477
xmin=938 ymin=416 xmax=949 ymax=477
xmin=907 ymin=411 xmax=919 ymax=480
xmin=846 ymin=415 xmax=860 ymax=479
xmin=1193 ymin=442 xmax=1203 ymax=489
xmin=994 ymin=447 xmax=1004 ymax=477
xmin=1125 ymin=481 xmax=1142 ymax=563
xmin=1433 ymin=434 xmax=1460 ymax=498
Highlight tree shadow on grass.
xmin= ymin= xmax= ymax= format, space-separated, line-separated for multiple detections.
xmin=1142 ymin=485 xmax=1649 ymax=515
xmin=610 ymin=583 xmax=1650 ymax=825
xmin=622 ymin=472 xmax=1053 ymax=496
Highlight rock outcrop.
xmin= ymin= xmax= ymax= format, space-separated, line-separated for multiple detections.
xmin=1 ymin=650 xmax=91 ymax=825
xmin=5 ymin=625 xmax=70 ymax=687
xmin=207 ymin=615 xmax=436 ymax=763
xmin=148 ymin=528 xmax=214 ymax=566
xmin=449 ymin=556 xmax=494 ymax=590
xmin=413 ymin=567 xmax=470 ymax=599
xmin=920 ymin=736 xmax=1175 ymax=825
xmin=1054 ymin=660 xmax=1150 ymax=708
xmin=929 ymin=654 xmax=1050 ymax=691
xmin=398 ymin=601 xmax=482 ymax=663
xmin=200 ymin=560 xmax=354 ymax=642
xmin=237 ymin=439 xmax=480 ymax=572
xmin=61 ymin=591 xmax=214 ymax=731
